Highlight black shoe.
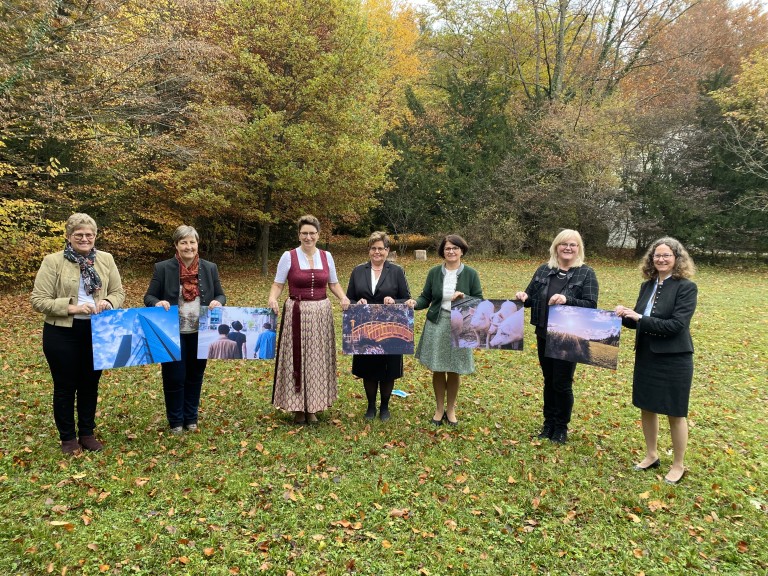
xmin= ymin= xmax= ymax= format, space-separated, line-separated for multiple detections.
xmin=431 ymin=412 xmax=445 ymax=426
xmin=550 ymin=429 xmax=568 ymax=444
xmin=664 ymin=469 xmax=686 ymax=485
xmin=445 ymin=416 xmax=458 ymax=427
xmin=365 ymin=407 xmax=376 ymax=420
xmin=537 ymin=422 xmax=554 ymax=440
xmin=379 ymin=407 xmax=390 ymax=421
xmin=633 ymin=458 xmax=660 ymax=471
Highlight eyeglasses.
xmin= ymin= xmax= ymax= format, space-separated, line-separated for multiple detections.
xmin=369 ymin=247 xmax=388 ymax=251
xmin=444 ymin=247 xmax=461 ymax=252
xmin=71 ymin=233 xmax=95 ymax=240
xmin=559 ymin=243 xmax=578 ymax=249
xmin=300 ymin=231 xmax=318 ymax=237
xmin=653 ymin=253 xmax=674 ymax=260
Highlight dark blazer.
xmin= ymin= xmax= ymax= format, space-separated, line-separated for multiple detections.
xmin=622 ymin=277 xmax=697 ymax=354
xmin=144 ymin=258 xmax=226 ymax=307
xmin=346 ymin=261 xmax=411 ymax=304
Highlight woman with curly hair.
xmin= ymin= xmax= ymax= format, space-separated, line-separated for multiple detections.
xmin=615 ymin=237 xmax=697 ymax=484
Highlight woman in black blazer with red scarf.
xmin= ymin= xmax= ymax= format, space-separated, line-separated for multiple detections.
xmin=346 ymin=232 xmax=412 ymax=421
xmin=144 ymin=225 xmax=226 ymax=434
xmin=616 ymin=237 xmax=697 ymax=485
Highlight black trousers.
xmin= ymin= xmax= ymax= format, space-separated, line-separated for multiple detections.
xmin=160 ymin=332 xmax=207 ymax=428
xmin=536 ymin=336 xmax=577 ymax=429
xmin=43 ymin=320 xmax=102 ymax=441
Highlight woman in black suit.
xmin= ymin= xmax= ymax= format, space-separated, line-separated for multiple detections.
xmin=346 ymin=232 xmax=413 ymax=421
xmin=144 ymin=225 xmax=226 ymax=434
xmin=616 ymin=237 xmax=697 ymax=484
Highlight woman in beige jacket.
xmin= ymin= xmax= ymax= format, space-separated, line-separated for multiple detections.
xmin=31 ymin=213 xmax=125 ymax=454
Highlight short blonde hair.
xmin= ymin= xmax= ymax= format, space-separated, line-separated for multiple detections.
xmin=639 ymin=237 xmax=696 ymax=280
xmin=547 ymin=229 xmax=585 ymax=269
xmin=298 ymin=214 xmax=320 ymax=232
xmin=65 ymin=213 xmax=97 ymax=237
xmin=368 ymin=231 xmax=390 ymax=249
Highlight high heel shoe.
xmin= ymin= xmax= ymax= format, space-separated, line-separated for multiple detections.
xmin=633 ymin=458 xmax=660 ymax=471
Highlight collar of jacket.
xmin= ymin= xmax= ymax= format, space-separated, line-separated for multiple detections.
xmin=441 ymin=263 xmax=465 ymax=276
xmin=547 ymin=266 xmax=577 ymax=278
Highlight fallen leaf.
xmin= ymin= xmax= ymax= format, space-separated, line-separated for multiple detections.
xmin=389 ymin=508 xmax=409 ymax=519
xmin=49 ymin=521 xmax=75 ymax=532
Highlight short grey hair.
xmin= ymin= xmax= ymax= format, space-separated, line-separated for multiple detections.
xmin=65 ymin=213 xmax=97 ymax=237
xmin=173 ymin=225 xmax=199 ymax=244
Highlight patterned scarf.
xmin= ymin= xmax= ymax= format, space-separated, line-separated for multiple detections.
xmin=175 ymin=252 xmax=200 ymax=302
xmin=64 ymin=242 xmax=102 ymax=295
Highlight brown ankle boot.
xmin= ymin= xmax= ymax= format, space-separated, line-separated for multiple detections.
xmin=78 ymin=435 xmax=103 ymax=451
xmin=61 ymin=439 xmax=81 ymax=454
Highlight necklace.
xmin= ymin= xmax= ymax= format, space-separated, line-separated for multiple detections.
xmin=371 ymin=266 xmax=383 ymax=272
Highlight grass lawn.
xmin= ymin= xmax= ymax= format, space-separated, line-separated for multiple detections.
xmin=1 ymin=251 xmax=766 ymax=575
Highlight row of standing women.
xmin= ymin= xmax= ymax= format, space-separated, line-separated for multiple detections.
xmin=31 ymin=214 xmax=697 ymax=484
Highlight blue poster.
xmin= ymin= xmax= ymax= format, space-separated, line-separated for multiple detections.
xmin=91 ymin=307 xmax=181 ymax=370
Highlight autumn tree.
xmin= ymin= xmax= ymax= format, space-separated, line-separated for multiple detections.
xmin=712 ymin=50 xmax=768 ymax=213
xmin=0 ymin=0 xmax=221 ymax=260
xmin=175 ymin=0 xmax=400 ymax=273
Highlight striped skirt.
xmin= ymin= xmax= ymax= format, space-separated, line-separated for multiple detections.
xmin=272 ymin=298 xmax=338 ymax=413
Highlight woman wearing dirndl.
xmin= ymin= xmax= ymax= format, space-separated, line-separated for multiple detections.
xmin=268 ymin=215 xmax=350 ymax=424
xmin=413 ymin=234 xmax=482 ymax=427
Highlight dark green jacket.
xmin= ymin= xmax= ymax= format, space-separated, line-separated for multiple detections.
xmin=414 ymin=264 xmax=483 ymax=323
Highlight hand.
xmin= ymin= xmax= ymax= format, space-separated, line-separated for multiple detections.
xmin=95 ymin=300 xmax=113 ymax=313
xmin=383 ymin=297 xmax=395 ymax=305
xmin=340 ymin=296 xmax=350 ymax=311
xmin=155 ymin=300 xmax=171 ymax=311
xmin=404 ymin=299 xmax=416 ymax=309
xmin=79 ymin=303 xmax=94 ymax=315
xmin=209 ymin=300 xmax=223 ymax=309
xmin=268 ymin=299 xmax=279 ymax=315
xmin=357 ymin=298 xmax=368 ymax=305
xmin=615 ymin=305 xmax=639 ymax=321
xmin=515 ymin=291 xmax=528 ymax=303
xmin=548 ymin=294 xmax=567 ymax=305
xmin=451 ymin=291 xmax=464 ymax=301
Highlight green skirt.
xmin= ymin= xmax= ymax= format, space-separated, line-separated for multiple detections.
xmin=415 ymin=309 xmax=474 ymax=375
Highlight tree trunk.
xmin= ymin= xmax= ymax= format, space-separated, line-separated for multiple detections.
xmin=551 ymin=0 xmax=568 ymax=101
xmin=259 ymin=186 xmax=273 ymax=276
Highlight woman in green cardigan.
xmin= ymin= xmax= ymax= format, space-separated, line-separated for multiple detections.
xmin=411 ymin=235 xmax=483 ymax=426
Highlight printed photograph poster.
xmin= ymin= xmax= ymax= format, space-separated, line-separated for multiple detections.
xmin=197 ymin=306 xmax=278 ymax=360
xmin=544 ymin=305 xmax=622 ymax=370
xmin=342 ymin=304 xmax=414 ymax=355
xmin=450 ymin=298 xmax=525 ymax=350
xmin=91 ymin=306 xmax=181 ymax=370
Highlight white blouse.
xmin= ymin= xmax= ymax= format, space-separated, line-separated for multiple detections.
xmin=441 ymin=269 xmax=458 ymax=311
xmin=274 ymin=248 xmax=340 ymax=285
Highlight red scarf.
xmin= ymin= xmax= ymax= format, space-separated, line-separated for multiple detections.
xmin=175 ymin=253 xmax=200 ymax=302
